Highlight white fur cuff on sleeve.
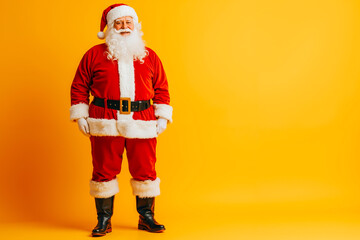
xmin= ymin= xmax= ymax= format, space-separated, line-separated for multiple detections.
xmin=70 ymin=103 xmax=89 ymax=121
xmin=153 ymin=104 xmax=173 ymax=123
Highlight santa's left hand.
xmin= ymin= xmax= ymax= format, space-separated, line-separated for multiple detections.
xmin=156 ymin=117 xmax=168 ymax=135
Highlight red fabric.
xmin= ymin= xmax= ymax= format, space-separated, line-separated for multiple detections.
xmin=90 ymin=136 xmax=157 ymax=182
xmin=70 ymin=43 xmax=170 ymax=121
xmin=100 ymin=4 xmax=127 ymax=32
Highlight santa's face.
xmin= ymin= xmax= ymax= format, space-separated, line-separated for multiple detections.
xmin=105 ymin=17 xmax=147 ymax=62
xmin=113 ymin=16 xmax=134 ymax=36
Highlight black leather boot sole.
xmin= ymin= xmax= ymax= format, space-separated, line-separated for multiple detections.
xmin=138 ymin=223 xmax=165 ymax=233
xmin=92 ymin=225 xmax=112 ymax=237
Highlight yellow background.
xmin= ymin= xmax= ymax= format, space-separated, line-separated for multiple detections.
xmin=1 ymin=0 xmax=360 ymax=239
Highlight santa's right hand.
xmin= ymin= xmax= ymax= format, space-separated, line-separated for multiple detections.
xmin=77 ymin=117 xmax=90 ymax=137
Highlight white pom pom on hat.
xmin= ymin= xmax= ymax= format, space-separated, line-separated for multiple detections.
xmin=97 ymin=31 xmax=105 ymax=39
xmin=97 ymin=3 xmax=139 ymax=39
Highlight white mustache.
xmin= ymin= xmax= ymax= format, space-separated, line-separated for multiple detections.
xmin=114 ymin=28 xmax=133 ymax=34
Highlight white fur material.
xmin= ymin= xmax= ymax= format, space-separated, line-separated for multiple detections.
xmin=87 ymin=118 xmax=119 ymax=136
xmin=69 ymin=103 xmax=89 ymax=121
xmin=117 ymin=58 xmax=135 ymax=122
xmin=130 ymin=177 xmax=160 ymax=198
xmin=107 ymin=5 xmax=138 ymax=25
xmin=89 ymin=178 xmax=119 ymax=198
xmin=153 ymin=104 xmax=173 ymax=123
xmin=116 ymin=118 xmax=157 ymax=139
xmin=87 ymin=117 xmax=157 ymax=138
xmin=112 ymin=54 xmax=135 ymax=123
xmin=118 ymin=58 xmax=135 ymax=101
xmin=97 ymin=31 xmax=105 ymax=39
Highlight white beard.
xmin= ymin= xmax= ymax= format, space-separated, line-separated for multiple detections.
xmin=105 ymin=26 xmax=147 ymax=62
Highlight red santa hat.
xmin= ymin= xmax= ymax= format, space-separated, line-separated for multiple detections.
xmin=97 ymin=3 xmax=139 ymax=39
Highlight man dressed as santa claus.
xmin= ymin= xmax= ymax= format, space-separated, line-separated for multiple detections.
xmin=69 ymin=3 xmax=172 ymax=237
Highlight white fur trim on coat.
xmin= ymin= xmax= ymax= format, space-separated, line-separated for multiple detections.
xmin=69 ymin=103 xmax=89 ymax=121
xmin=107 ymin=5 xmax=139 ymax=25
xmin=87 ymin=117 xmax=157 ymax=139
xmin=90 ymin=178 xmax=119 ymax=198
xmin=153 ymin=104 xmax=173 ymax=123
xmin=118 ymin=58 xmax=135 ymax=101
xmin=130 ymin=177 xmax=160 ymax=198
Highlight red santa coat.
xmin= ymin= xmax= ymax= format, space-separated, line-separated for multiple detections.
xmin=70 ymin=43 xmax=172 ymax=139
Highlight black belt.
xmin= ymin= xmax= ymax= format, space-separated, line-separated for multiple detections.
xmin=92 ymin=97 xmax=151 ymax=114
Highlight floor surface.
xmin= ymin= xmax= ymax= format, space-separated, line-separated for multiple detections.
xmin=3 ymin=204 xmax=360 ymax=240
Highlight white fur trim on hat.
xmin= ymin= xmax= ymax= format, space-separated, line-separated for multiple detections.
xmin=70 ymin=103 xmax=89 ymax=121
xmin=153 ymin=104 xmax=173 ymax=123
xmin=130 ymin=177 xmax=160 ymax=198
xmin=90 ymin=178 xmax=119 ymax=198
xmin=107 ymin=5 xmax=139 ymax=25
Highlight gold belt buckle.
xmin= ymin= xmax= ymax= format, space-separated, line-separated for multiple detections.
xmin=119 ymin=97 xmax=131 ymax=114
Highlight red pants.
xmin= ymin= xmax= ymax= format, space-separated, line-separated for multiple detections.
xmin=90 ymin=136 xmax=157 ymax=182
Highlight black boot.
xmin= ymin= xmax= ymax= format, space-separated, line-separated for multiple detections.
xmin=92 ymin=196 xmax=114 ymax=237
xmin=136 ymin=196 xmax=165 ymax=233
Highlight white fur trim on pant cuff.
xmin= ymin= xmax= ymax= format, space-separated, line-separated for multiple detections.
xmin=130 ymin=177 xmax=160 ymax=198
xmin=87 ymin=117 xmax=157 ymax=138
xmin=153 ymin=104 xmax=173 ymax=123
xmin=70 ymin=103 xmax=89 ymax=121
xmin=89 ymin=178 xmax=119 ymax=198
